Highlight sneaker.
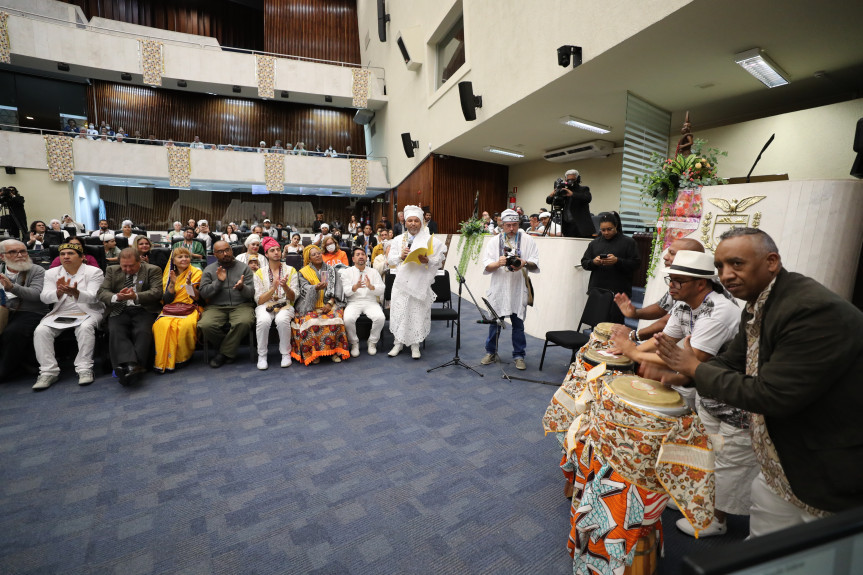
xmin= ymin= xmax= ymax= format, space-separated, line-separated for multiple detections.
xmin=514 ymin=358 xmax=527 ymax=371
xmin=332 ymin=355 xmax=342 ymax=363
xmin=411 ymin=344 xmax=421 ymax=359
xmin=388 ymin=343 xmax=403 ymax=357
xmin=480 ymin=353 xmax=499 ymax=365
xmin=33 ymin=374 xmax=59 ymax=391
xmin=78 ymin=370 xmax=95 ymax=386
xmin=350 ymin=344 xmax=360 ymax=358
xmin=257 ymin=356 xmax=268 ymax=370
xmin=281 ymin=355 xmax=292 ymax=368
xmin=676 ymin=516 xmax=726 ymax=538
xmin=367 ymin=343 xmax=377 ymax=356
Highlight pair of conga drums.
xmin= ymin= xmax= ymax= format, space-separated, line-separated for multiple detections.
xmin=582 ymin=322 xmax=636 ymax=374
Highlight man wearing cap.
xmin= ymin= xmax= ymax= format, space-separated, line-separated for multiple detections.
xmin=313 ymin=223 xmax=332 ymax=247
xmin=262 ymin=219 xmax=277 ymax=238
xmin=612 ymin=250 xmax=753 ymax=538
xmin=656 ymin=228 xmax=863 ymax=537
xmin=253 ymin=236 xmax=298 ymax=369
xmin=172 ymin=227 xmax=207 ymax=270
xmin=537 ymin=210 xmax=561 ymax=236
xmin=341 ymin=246 xmax=386 ymax=357
xmin=481 ymin=209 xmax=540 ymax=370
xmin=32 ymin=242 xmax=106 ymax=390
xmin=102 ymin=233 xmax=120 ymax=265
xmin=387 ymin=205 xmax=446 ymax=359
xmin=196 ymin=220 xmax=215 ymax=251
xmin=97 ymin=247 xmax=163 ymax=385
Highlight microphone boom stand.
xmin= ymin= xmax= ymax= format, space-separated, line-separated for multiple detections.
xmin=483 ymin=297 xmax=560 ymax=386
xmin=427 ymin=267 xmax=483 ymax=376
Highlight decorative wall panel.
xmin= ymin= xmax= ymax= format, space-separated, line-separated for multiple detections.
xmin=263 ymin=0 xmax=361 ymax=64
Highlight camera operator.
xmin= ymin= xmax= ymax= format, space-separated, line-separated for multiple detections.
xmin=545 ymin=169 xmax=595 ymax=238
xmin=481 ymin=209 xmax=540 ymax=370
xmin=0 ymin=187 xmax=28 ymax=241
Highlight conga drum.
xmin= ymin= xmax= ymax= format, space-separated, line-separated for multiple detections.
xmin=582 ymin=347 xmax=635 ymax=374
xmin=608 ymin=375 xmax=690 ymax=418
xmin=591 ymin=322 xmax=615 ymax=345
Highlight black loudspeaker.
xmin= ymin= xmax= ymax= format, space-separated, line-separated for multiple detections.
xmin=4 ymin=166 xmax=15 ymax=175
xmin=557 ymin=45 xmax=583 ymax=68
xmin=458 ymin=82 xmax=483 ymax=122
xmin=401 ymin=133 xmax=418 ymax=158
xmin=853 ymin=118 xmax=863 ymax=153
xmin=377 ymin=0 xmax=390 ymax=42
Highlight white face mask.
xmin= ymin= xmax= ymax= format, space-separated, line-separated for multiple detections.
xmin=326 ymin=244 xmax=336 ymax=253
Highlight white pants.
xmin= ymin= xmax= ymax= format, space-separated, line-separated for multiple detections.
xmin=748 ymin=472 xmax=821 ymax=538
xmin=697 ymin=404 xmax=760 ymax=515
xmin=255 ymin=305 xmax=295 ymax=356
xmin=343 ymin=299 xmax=385 ymax=345
xmin=34 ymin=316 xmax=100 ymax=376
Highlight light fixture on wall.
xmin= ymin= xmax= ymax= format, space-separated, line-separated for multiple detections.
xmin=734 ymin=48 xmax=789 ymax=88
xmin=557 ymin=45 xmax=582 ymax=68
xmin=559 ymin=116 xmax=611 ymax=134
xmin=483 ymin=146 xmax=524 ymax=158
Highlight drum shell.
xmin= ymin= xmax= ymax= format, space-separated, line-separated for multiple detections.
xmin=624 ymin=528 xmax=659 ymax=575
xmin=582 ymin=348 xmax=635 ymax=374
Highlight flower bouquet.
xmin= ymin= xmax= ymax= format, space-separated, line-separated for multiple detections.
xmin=456 ymin=217 xmax=487 ymax=277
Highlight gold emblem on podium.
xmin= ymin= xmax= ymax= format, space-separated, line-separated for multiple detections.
xmin=701 ymin=196 xmax=766 ymax=250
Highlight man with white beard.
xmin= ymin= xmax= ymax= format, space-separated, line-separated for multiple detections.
xmin=386 ymin=205 xmax=446 ymax=359
xmin=0 ymin=240 xmax=49 ymax=382
xmin=341 ymin=246 xmax=386 ymax=357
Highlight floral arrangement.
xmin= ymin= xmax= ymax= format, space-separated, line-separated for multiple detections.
xmin=635 ymin=138 xmax=727 ymax=276
xmin=456 ymin=217 xmax=487 ymax=277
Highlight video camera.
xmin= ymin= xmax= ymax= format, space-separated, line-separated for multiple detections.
xmin=503 ymin=247 xmax=523 ymax=272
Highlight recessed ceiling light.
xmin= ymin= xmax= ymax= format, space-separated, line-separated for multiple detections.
xmin=26 ymin=116 xmax=34 ymax=120
xmin=483 ymin=146 xmax=524 ymax=158
xmin=734 ymin=48 xmax=789 ymax=88
xmin=559 ymin=116 xmax=611 ymax=134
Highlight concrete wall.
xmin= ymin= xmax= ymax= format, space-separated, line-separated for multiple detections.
xmin=0 ymin=168 xmax=74 ymax=227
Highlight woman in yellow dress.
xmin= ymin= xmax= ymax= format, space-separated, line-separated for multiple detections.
xmin=291 ymin=244 xmax=350 ymax=365
xmin=153 ymin=247 xmax=202 ymax=372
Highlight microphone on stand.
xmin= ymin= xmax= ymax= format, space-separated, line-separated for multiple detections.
xmin=746 ymin=134 xmax=775 ymax=183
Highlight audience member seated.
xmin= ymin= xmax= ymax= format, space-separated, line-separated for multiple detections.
xmin=253 ymin=237 xmax=298 ymax=370
xmin=86 ymin=123 xmax=98 ymax=138
xmin=130 ymin=129 xmax=143 ymax=144
xmin=198 ymin=241 xmax=255 ymax=368
xmin=115 ymin=133 xmax=127 ymax=143
xmin=187 ymin=218 xmax=197 ymax=231
xmin=91 ymin=219 xmax=113 ymax=237
xmin=342 ymin=146 xmax=353 ymax=158
xmin=324 ymin=145 xmax=336 ymax=158
xmin=62 ymin=214 xmax=85 ymax=234
xmin=164 ymin=139 xmax=175 ymax=147
xmin=353 ymin=224 xmax=377 ymax=258
xmin=49 ymin=219 xmax=70 ymax=240
xmin=312 ymin=223 xmax=332 ymax=246
xmin=102 ymin=233 xmax=121 ymax=265
xmin=262 ymin=219 xmax=278 ymax=238
xmin=537 ymin=210 xmax=561 ymax=236
xmin=293 ymin=142 xmax=308 ymax=156
xmin=0 ymin=239 xmax=48 ymax=382
xmin=251 ymin=225 xmax=265 ymax=236
xmin=285 ymin=233 xmax=302 ymax=254
xmin=236 ymin=234 xmax=263 ymax=268
xmin=196 ymin=220 xmax=215 ymax=251
xmin=27 ymin=220 xmax=47 ymax=250
xmin=347 ymin=215 xmax=360 ymax=236
xmin=341 ymin=246 xmax=385 ymax=357
xmin=49 ymin=237 xmax=98 ymax=269
xmin=32 ymin=242 xmax=106 ymax=390
xmin=292 ymin=245 xmax=350 ymax=365
xmin=153 ymin=247 xmax=201 ymax=373
xmin=172 ymin=227 xmax=206 ymax=270
xmin=98 ymin=248 xmax=162 ymax=386
xmin=272 ymin=140 xmax=285 ymax=153
xmin=257 ymin=141 xmax=268 ymax=153
xmin=63 ymin=119 xmax=78 ymax=136
xmin=222 ymin=224 xmax=239 ymax=244
xmin=75 ymin=127 xmax=91 ymax=140
xmin=135 ymin=236 xmax=152 ymax=263
xmin=284 ymin=143 xmax=293 ymax=154
xmin=167 ymin=221 xmax=184 ymax=241
xmin=321 ymin=236 xmax=348 ymax=267
xmin=190 ymin=136 xmax=205 ymax=149
xmin=118 ymin=220 xmax=138 ymax=245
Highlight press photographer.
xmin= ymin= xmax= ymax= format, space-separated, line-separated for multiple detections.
xmin=545 ymin=169 xmax=595 ymax=238
xmin=0 ymin=186 xmax=28 ymax=241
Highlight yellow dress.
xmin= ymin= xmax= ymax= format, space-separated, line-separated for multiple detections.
xmin=152 ymin=265 xmax=202 ymax=372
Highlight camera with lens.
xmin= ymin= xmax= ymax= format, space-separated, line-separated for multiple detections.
xmin=503 ymin=247 xmax=522 ymax=271
xmin=266 ymin=300 xmax=288 ymax=313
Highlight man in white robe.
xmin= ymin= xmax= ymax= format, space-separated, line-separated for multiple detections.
xmin=386 ymin=205 xmax=446 ymax=359
xmin=481 ymin=210 xmax=540 ymax=370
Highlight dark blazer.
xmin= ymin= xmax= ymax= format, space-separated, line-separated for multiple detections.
xmin=0 ymin=262 xmax=48 ymax=315
xmin=695 ymin=269 xmax=863 ymax=512
xmin=546 ymin=184 xmax=595 ymax=237
xmin=97 ymin=262 xmax=164 ymax=314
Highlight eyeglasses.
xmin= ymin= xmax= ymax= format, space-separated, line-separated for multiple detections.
xmin=664 ymin=276 xmax=700 ymax=288
xmin=3 ymin=249 xmax=27 ymax=256
xmin=213 ymin=248 xmax=233 ymax=254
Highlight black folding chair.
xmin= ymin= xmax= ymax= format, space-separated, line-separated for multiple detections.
xmin=429 ymin=270 xmax=458 ymax=337
xmin=284 ymin=253 xmax=304 ymax=271
xmin=539 ymin=288 xmax=615 ymax=371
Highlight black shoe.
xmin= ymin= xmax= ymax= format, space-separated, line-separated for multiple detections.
xmin=223 ymin=355 xmax=236 ymax=364
xmin=116 ymin=363 xmax=130 ymax=386
xmin=210 ymin=354 xmax=227 ymax=368
xmin=126 ymin=363 xmax=147 ymax=385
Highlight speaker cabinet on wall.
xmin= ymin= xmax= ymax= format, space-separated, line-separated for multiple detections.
xmin=4 ymin=166 xmax=16 ymax=175
xmin=396 ymin=27 xmax=423 ymax=71
xmin=377 ymin=0 xmax=390 ymax=42
xmin=354 ymin=109 xmax=375 ymax=125
xmin=401 ymin=133 xmax=419 ymax=158
xmin=458 ymin=82 xmax=483 ymax=121
xmin=852 ymin=118 xmax=862 ymax=179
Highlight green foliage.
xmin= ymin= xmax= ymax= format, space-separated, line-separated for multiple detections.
xmin=456 ymin=217 xmax=486 ymax=277
xmin=635 ymin=139 xmax=728 ymax=210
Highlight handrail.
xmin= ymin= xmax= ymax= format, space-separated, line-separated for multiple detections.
xmin=1 ymin=6 xmax=386 ymax=79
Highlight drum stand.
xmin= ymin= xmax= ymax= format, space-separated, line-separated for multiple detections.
xmin=427 ymin=267 xmax=483 ymax=376
xmin=483 ymin=298 xmax=560 ymax=386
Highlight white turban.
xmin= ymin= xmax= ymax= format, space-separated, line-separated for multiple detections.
xmin=403 ymin=205 xmax=424 ymax=221
xmin=244 ymin=233 xmax=261 ymax=248
xmin=500 ymin=209 xmax=519 ymax=223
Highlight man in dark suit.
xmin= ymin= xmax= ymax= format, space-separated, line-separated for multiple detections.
xmin=545 ymin=169 xmax=595 ymax=238
xmin=655 ymin=228 xmax=863 ymax=537
xmin=98 ymin=248 xmax=163 ymax=385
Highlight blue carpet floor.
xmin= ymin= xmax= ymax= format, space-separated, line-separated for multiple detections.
xmin=0 ymin=302 xmax=747 ymax=574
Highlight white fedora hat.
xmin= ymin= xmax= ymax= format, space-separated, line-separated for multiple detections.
xmin=667 ymin=250 xmax=717 ymax=279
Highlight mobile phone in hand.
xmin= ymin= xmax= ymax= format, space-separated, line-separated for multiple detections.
xmin=600 ymin=253 xmax=610 ymax=258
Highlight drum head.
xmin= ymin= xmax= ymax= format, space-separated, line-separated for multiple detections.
xmin=584 ymin=347 xmax=633 ymax=368
xmin=593 ymin=322 xmax=615 ymax=341
xmin=610 ymin=376 xmax=685 ymax=408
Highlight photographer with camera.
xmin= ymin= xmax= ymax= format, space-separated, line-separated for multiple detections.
xmin=0 ymin=187 xmax=28 ymax=241
xmin=545 ymin=169 xmax=595 ymax=238
xmin=481 ymin=209 xmax=540 ymax=370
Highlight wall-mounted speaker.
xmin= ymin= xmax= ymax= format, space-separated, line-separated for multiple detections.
xmin=354 ymin=109 xmax=375 ymax=125
xmin=852 ymin=118 xmax=862 ymax=179
xmin=401 ymin=133 xmax=419 ymax=158
xmin=377 ymin=0 xmax=390 ymax=42
xmin=557 ymin=45 xmax=583 ymax=68
xmin=4 ymin=166 xmax=16 ymax=175
xmin=458 ymin=82 xmax=483 ymax=121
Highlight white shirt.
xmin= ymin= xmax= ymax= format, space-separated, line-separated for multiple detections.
xmin=340 ymin=265 xmax=385 ymax=303
xmin=538 ymin=221 xmax=561 ymax=236
xmin=91 ymin=229 xmax=114 ymax=237
xmin=482 ymin=230 xmax=540 ymax=320
xmin=663 ymin=290 xmax=740 ymax=356
xmin=196 ymin=233 xmax=212 ymax=250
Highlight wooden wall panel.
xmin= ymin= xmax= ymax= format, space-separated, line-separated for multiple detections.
xmin=263 ymin=0 xmax=361 ymax=64
xmin=391 ymin=154 xmax=435 ymax=218
xmin=86 ymin=81 xmax=366 ymax=153
xmin=64 ymin=0 xmax=264 ymax=51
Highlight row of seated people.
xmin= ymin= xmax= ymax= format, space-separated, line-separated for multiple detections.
xmin=61 ymin=120 xmax=359 ymax=157
xmin=0 ymin=236 xmax=451 ymax=390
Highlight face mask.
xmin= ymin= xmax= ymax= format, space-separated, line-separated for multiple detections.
xmin=326 ymin=244 xmax=336 ymax=253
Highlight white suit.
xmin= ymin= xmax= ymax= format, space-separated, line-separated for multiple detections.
xmin=340 ymin=265 xmax=386 ymax=345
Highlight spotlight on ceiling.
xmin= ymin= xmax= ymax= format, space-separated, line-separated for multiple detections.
xmin=557 ymin=45 xmax=582 ymax=69
xmin=734 ymin=48 xmax=789 ymax=88
xmin=121 ymin=72 xmax=132 ymax=81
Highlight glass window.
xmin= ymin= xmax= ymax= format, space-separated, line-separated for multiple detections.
xmin=436 ymin=17 xmax=465 ymax=89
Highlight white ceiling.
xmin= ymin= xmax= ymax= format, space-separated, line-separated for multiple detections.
xmin=436 ymin=0 xmax=863 ymax=165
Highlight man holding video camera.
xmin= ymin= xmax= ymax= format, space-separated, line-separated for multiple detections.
xmin=0 ymin=186 xmax=28 ymax=241
xmin=544 ymin=169 xmax=594 ymax=238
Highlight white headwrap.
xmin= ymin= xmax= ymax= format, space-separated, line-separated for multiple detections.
xmin=244 ymin=233 xmax=261 ymax=248
xmin=500 ymin=209 xmax=519 ymax=223
xmin=403 ymin=205 xmax=424 ymax=223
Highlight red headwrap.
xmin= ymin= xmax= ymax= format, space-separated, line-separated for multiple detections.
xmin=261 ymin=236 xmax=279 ymax=253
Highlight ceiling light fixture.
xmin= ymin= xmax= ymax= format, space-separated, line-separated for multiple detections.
xmin=483 ymin=146 xmax=524 ymax=158
xmin=734 ymin=48 xmax=789 ymax=88
xmin=559 ymin=116 xmax=610 ymax=134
